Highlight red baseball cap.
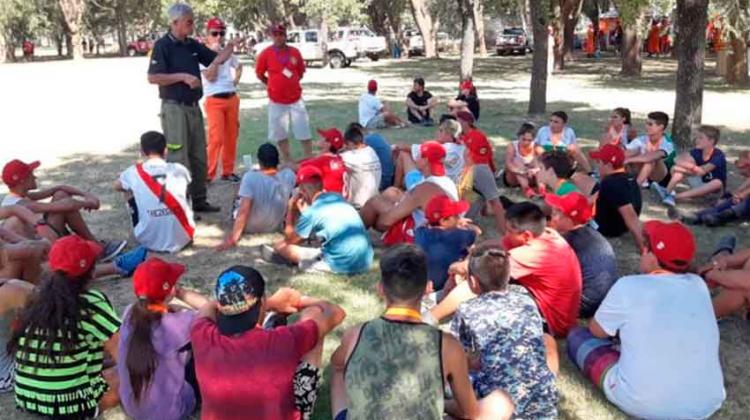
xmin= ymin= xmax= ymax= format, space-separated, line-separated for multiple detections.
xmin=2 ymin=159 xmax=40 ymax=188
xmin=456 ymin=111 xmax=475 ymax=124
xmin=419 ymin=141 xmax=446 ymax=176
xmin=460 ymin=79 xmax=474 ymax=91
xmin=643 ymin=220 xmax=696 ymax=271
xmin=206 ymin=17 xmax=226 ymax=31
xmin=425 ymin=195 xmax=470 ymax=225
xmin=317 ymin=128 xmax=344 ymax=151
xmin=589 ymin=144 xmax=625 ymax=169
xmin=545 ymin=192 xmax=593 ymax=225
xmin=464 ymin=132 xmax=493 ymax=168
xmin=270 ymin=23 xmax=286 ymax=35
xmin=296 ymin=165 xmax=323 ymax=185
xmin=133 ymin=257 xmax=185 ymax=302
xmin=48 ymin=235 xmax=102 ymax=278
xmin=367 ymin=79 xmax=378 ymax=92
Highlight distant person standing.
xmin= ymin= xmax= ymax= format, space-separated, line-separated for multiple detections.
xmin=202 ymin=17 xmax=243 ymax=183
xmin=147 ymin=3 xmax=235 ymax=213
xmin=255 ymin=24 xmax=313 ymax=163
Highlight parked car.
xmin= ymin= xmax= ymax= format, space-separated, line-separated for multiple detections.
xmin=126 ymin=36 xmax=155 ymax=56
xmin=404 ymin=30 xmax=452 ymax=56
xmin=251 ymin=27 xmax=386 ymax=68
xmin=496 ymin=27 xmax=531 ymax=55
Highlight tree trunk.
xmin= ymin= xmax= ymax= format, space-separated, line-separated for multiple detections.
xmin=115 ymin=1 xmax=127 ymax=56
xmin=2 ymin=38 xmax=15 ymax=62
xmin=672 ymin=0 xmax=709 ymax=149
xmin=620 ymin=21 xmax=642 ymax=76
xmin=473 ymin=0 xmax=487 ymax=56
xmin=726 ymin=32 xmax=749 ymax=85
xmin=410 ymin=0 xmax=438 ymax=58
xmin=553 ymin=0 xmax=583 ymax=70
xmin=529 ymin=0 xmax=550 ymax=114
xmin=65 ymin=32 xmax=73 ymax=57
xmin=459 ymin=0 xmax=475 ymax=79
xmin=54 ymin=33 xmax=64 ymax=56
xmin=59 ymin=0 xmax=86 ymax=59
xmin=320 ymin=19 xmax=329 ymax=66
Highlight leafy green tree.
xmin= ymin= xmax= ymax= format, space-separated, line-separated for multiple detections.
xmin=0 ymin=0 xmax=44 ymax=61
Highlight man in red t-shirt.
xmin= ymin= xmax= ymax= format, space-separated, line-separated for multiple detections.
xmin=191 ymin=265 xmax=345 ymax=420
xmin=255 ymin=24 xmax=312 ymax=163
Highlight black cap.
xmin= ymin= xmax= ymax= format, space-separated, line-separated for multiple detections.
xmin=214 ymin=265 xmax=265 ymax=335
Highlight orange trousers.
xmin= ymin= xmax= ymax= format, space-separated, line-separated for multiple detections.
xmin=204 ymin=94 xmax=240 ymax=178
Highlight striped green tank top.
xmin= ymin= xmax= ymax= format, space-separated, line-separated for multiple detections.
xmin=344 ymin=317 xmax=444 ymax=419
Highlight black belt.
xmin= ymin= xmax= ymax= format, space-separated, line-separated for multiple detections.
xmin=163 ymin=99 xmax=199 ymax=107
xmin=211 ymin=92 xmax=236 ymax=99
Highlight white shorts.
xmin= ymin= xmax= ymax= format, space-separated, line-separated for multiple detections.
xmin=365 ymin=113 xmax=387 ymax=130
xmin=268 ymin=99 xmax=312 ymax=142
xmin=296 ymin=246 xmax=333 ymax=273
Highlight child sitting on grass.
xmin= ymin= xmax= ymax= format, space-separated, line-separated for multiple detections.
xmin=503 ymin=123 xmax=541 ymax=198
xmin=415 ymin=195 xmax=479 ymax=294
xmin=651 ymin=125 xmax=726 ymax=207
xmin=624 ymin=111 xmax=676 ymax=187
xmin=537 ymin=151 xmax=580 ymax=196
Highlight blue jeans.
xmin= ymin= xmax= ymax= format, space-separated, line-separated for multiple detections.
xmin=696 ymin=197 xmax=750 ymax=220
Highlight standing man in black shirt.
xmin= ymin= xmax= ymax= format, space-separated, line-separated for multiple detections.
xmin=148 ymin=3 xmax=235 ymax=212
xmin=589 ymin=144 xmax=644 ymax=250
xmin=405 ymin=77 xmax=437 ymax=126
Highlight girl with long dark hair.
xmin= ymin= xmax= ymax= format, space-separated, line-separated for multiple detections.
xmin=116 ymin=257 xmax=208 ymax=420
xmin=11 ymin=235 xmax=121 ymax=419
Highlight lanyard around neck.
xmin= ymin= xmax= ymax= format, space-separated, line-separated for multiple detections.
xmin=383 ymin=307 xmax=422 ymax=322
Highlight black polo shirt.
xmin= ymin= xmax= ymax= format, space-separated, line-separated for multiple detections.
xmin=148 ymin=33 xmax=217 ymax=103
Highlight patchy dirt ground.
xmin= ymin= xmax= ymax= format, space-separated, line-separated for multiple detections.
xmin=1 ymin=52 xmax=749 ymax=419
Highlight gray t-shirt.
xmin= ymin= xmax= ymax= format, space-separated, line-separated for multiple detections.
xmin=235 ymin=168 xmax=295 ymax=233
xmin=464 ymin=164 xmax=500 ymax=220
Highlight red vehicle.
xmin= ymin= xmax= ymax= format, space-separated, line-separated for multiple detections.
xmin=127 ymin=35 xmax=157 ymax=56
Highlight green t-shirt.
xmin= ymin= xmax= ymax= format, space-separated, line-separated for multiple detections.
xmin=555 ymin=180 xmax=580 ymax=196
xmin=15 ymin=289 xmax=121 ymax=417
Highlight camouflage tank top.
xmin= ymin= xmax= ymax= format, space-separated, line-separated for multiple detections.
xmin=344 ymin=317 xmax=444 ymax=419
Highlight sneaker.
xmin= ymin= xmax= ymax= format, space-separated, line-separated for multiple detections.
xmin=193 ymin=201 xmax=221 ymax=213
xmin=260 ymin=244 xmax=289 ymax=265
xmin=221 ymin=174 xmax=241 ymax=183
xmin=667 ymin=206 xmax=681 ymax=221
xmin=114 ymin=246 xmax=148 ymax=277
xmin=649 ymin=182 xmax=668 ymax=201
xmin=495 ymin=168 xmax=505 ymax=181
xmin=422 ymin=118 xmax=434 ymax=127
xmin=99 ymin=240 xmax=127 ymax=263
xmin=662 ymin=193 xmax=676 ymax=207
xmin=641 ymin=180 xmax=652 ymax=189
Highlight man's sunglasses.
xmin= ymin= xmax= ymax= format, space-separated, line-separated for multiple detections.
xmin=210 ymin=31 xmax=226 ymax=37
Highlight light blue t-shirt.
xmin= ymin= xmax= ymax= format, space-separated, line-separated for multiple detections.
xmin=295 ymin=193 xmax=373 ymax=274
xmin=365 ymin=133 xmax=395 ymax=191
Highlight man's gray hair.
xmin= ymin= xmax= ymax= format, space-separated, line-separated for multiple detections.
xmin=168 ymin=3 xmax=193 ymax=22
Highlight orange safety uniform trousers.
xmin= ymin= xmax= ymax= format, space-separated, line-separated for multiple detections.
xmin=204 ymin=94 xmax=240 ymax=179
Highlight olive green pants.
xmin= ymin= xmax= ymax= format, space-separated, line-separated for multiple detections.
xmin=161 ymin=101 xmax=207 ymax=203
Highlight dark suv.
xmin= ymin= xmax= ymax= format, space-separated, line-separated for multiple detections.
xmin=496 ymin=27 xmax=531 ymax=55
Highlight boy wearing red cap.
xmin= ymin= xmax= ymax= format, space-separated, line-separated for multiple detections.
xmin=589 ymin=144 xmax=643 ymax=250
xmin=358 ymin=79 xmax=406 ymax=129
xmin=546 ymin=192 xmax=617 ymax=317
xmin=415 ymin=195 xmax=478 ymax=293
xmin=267 ymin=166 xmax=374 ymax=274
xmin=360 ymin=140 xmax=458 ymax=243
xmin=202 ymin=17 xmax=243 ymax=183
xmin=458 ymin=128 xmax=505 ymax=235
xmin=191 ymin=265 xmax=346 ymax=420
xmin=456 ymin=79 xmax=480 ymax=121
xmin=568 ymin=221 xmax=725 ymax=419
xmin=118 ymin=257 xmax=209 ymax=420
xmin=2 ymin=158 xmax=127 ymax=261
xmin=218 ymin=143 xmax=296 ymax=250
xmin=12 ymin=235 xmax=122 ymax=418
xmin=255 ymin=23 xmax=312 ymax=162
xmin=393 ymin=119 xmax=465 ymax=187
xmin=296 ymin=128 xmax=347 ymax=195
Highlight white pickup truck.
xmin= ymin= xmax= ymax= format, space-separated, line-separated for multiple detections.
xmin=250 ymin=27 xmax=387 ymax=68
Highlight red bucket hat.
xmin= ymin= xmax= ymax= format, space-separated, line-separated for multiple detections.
xmin=317 ymin=128 xmax=344 ymax=151
xmin=48 ymin=235 xmax=102 ymax=278
xmin=419 ymin=141 xmax=446 ymax=177
xmin=643 ymin=220 xmax=696 ymax=271
xmin=133 ymin=257 xmax=186 ymax=303
xmin=425 ymin=195 xmax=470 ymax=225
xmin=2 ymin=159 xmax=40 ymax=188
